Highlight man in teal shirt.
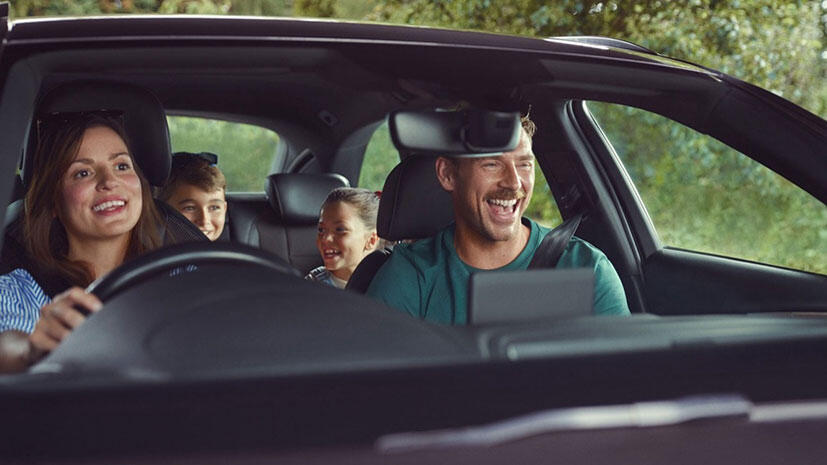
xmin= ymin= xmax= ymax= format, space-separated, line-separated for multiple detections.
xmin=366 ymin=117 xmax=630 ymax=324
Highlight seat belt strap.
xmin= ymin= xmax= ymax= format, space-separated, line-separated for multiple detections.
xmin=528 ymin=212 xmax=584 ymax=269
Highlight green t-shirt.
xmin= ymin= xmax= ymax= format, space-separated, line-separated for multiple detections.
xmin=366 ymin=218 xmax=630 ymax=324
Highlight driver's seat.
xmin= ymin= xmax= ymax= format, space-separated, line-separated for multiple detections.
xmin=0 ymin=81 xmax=206 ymax=296
xmin=346 ymin=156 xmax=454 ymax=293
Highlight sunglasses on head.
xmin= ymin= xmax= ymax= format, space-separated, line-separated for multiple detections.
xmin=172 ymin=151 xmax=219 ymax=166
xmin=35 ymin=109 xmax=125 ymax=142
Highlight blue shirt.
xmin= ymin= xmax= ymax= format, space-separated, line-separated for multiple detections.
xmin=0 ymin=268 xmax=50 ymax=333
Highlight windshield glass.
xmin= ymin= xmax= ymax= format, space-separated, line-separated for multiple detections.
xmin=0 ymin=14 xmax=824 ymax=390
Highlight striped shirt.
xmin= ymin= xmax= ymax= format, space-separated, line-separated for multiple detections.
xmin=0 ymin=268 xmax=50 ymax=334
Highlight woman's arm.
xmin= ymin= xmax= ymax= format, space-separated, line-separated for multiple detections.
xmin=0 ymin=330 xmax=32 ymax=372
xmin=0 ymin=287 xmax=102 ymax=373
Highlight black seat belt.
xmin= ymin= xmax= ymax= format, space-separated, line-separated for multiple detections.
xmin=528 ymin=212 xmax=584 ymax=269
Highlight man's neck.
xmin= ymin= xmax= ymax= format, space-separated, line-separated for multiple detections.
xmin=453 ymin=220 xmax=531 ymax=270
xmin=67 ymin=235 xmax=130 ymax=280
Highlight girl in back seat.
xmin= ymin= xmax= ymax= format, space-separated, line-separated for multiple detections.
xmin=307 ymin=188 xmax=381 ymax=289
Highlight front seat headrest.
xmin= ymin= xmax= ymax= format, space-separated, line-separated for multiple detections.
xmin=266 ymin=173 xmax=349 ymax=224
xmin=377 ymin=156 xmax=454 ymax=241
xmin=25 ymin=81 xmax=171 ymax=188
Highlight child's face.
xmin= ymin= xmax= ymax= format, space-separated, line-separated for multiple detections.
xmin=166 ymin=183 xmax=227 ymax=241
xmin=316 ymin=201 xmax=377 ymax=281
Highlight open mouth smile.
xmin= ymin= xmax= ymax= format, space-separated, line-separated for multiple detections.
xmin=92 ymin=199 xmax=127 ymax=214
xmin=486 ymin=196 xmax=523 ymax=220
xmin=322 ymin=248 xmax=341 ymax=260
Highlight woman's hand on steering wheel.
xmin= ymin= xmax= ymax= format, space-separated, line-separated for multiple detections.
xmin=28 ymin=287 xmax=102 ymax=364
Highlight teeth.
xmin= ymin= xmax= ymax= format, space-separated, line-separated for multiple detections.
xmin=488 ymin=199 xmax=517 ymax=207
xmin=93 ymin=200 xmax=125 ymax=212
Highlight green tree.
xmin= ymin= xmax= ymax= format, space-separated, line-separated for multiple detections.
xmin=11 ymin=0 xmax=107 ymax=17
xmin=294 ymin=0 xmax=334 ymax=17
xmin=227 ymin=0 xmax=292 ymax=16
xmin=368 ymin=0 xmax=826 ymax=117
xmin=157 ymin=0 xmax=230 ymax=14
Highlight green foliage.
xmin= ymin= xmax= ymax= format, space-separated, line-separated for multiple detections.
xmin=589 ymin=102 xmax=827 ymax=275
xmin=167 ymin=116 xmax=280 ymax=192
xmin=228 ymin=0 xmax=291 ymax=16
xmin=157 ymin=0 xmax=230 ymax=14
xmin=294 ymin=0 xmax=334 ymax=17
xmin=11 ymin=0 xmax=116 ymax=17
xmin=523 ymin=163 xmax=562 ymax=228
xmin=368 ymin=0 xmax=826 ymax=118
xmin=358 ymin=121 xmax=399 ymax=191
xmin=333 ymin=0 xmax=376 ymax=19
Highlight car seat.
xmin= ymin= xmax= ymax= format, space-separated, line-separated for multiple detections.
xmin=346 ymin=156 xmax=454 ymax=293
xmin=227 ymin=172 xmax=348 ymax=274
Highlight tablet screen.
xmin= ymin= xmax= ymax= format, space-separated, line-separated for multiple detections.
xmin=468 ymin=268 xmax=594 ymax=325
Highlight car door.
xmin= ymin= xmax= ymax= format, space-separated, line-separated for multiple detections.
xmin=566 ymin=88 xmax=827 ymax=316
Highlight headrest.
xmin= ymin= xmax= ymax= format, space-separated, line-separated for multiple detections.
xmin=266 ymin=173 xmax=349 ymax=224
xmin=25 ymin=81 xmax=171 ymax=188
xmin=377 ymin=157 xmax=454 ymax=241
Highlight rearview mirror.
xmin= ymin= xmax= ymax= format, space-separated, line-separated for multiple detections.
xmin=389 ymin=109 xmax=521 ymax=157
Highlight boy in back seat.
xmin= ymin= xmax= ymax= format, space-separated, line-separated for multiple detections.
xmin=158 ymin=152 xmax=228 ymax=241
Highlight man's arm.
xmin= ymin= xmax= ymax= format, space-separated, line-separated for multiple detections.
xmin=365 ymin=252 xmax=423 ymax=318
xmin=592 ymin=255 xmax=631 ymax=315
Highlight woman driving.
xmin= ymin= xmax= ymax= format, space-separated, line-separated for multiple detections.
xmin=0 ymin=111 xmax=164 ymax=373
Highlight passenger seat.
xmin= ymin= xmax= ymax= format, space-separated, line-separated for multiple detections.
xmin=227 ymin=173 xmax=348 ymax=274
xmin=347 ymin=157 xmax=453 ymax=292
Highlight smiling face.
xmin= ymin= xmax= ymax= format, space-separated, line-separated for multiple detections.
xmin=316 ymin=201 xmax=378 ymax=281
xmin=437 ymin=129 xmax=535 ymax=243
xmin=166 ymin=183 xmax=227 ymax=241
xmin=58 ymin=125 xmax=143 ymax=250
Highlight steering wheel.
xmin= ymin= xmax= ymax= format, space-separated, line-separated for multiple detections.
xmin=87 ymin=241 xmax=301 ymax=302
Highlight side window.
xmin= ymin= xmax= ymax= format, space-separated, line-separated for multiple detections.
xmin=167 ymin=116 xmax=280 ymax=192
xmin=358 ymin=120 xmax=399 ymax=192
xmin=587 ymin=101 xmax=827 ymax=275
xmin=525 ymin=164 xmax=562 ymax=228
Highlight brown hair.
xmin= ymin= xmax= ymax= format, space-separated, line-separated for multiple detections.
xmin=24 ymin=113 xmax=163 ymax=287
xmin=158 ymin=154 xmax=226 ymax=201
xmin=321 ymin=187 xmax=380 ymax=231
xmin=521 ymin=113 xmax=536 ymax=138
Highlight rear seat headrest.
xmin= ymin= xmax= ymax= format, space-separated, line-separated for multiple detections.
xmin=377 ymin=157 xmax=454 ymax=241
xmin=27 ymin=81 xmax=171 ymax=188
xmin=266 ymin=173 xmax=349 ymax=224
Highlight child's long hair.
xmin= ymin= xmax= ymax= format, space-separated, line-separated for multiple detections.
xmin=321 ymin=187 xmax=380 ymax=231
